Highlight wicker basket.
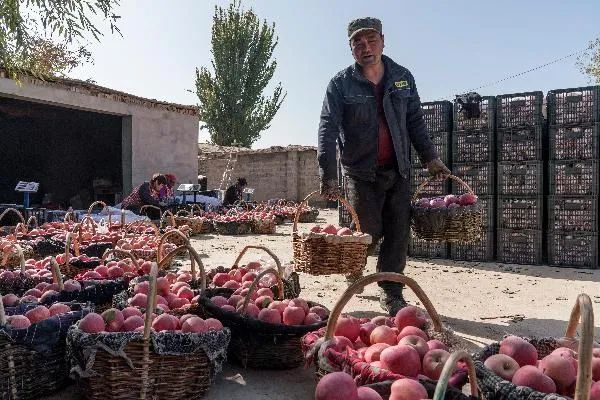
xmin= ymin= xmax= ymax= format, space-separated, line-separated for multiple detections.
xmin=213 ymin=220 xmax=251 ymax=235
xmin=199 ymin=267 xmax=328 ymax=369
xmin=0 ymin=243 xmax=53 ymax=296
xmin=474 ymin=293 xmax=594 ymax=400
xmin=68 ymin=262 xmax=231 ymax=400
xmin=306 ymin=272 xmax=464 ymax=383
xmin=293 ymin=191 xmax=370 ymax=276
xmin=411 ymin=174 xmax=483 ymax=243
xmin=251 ymin=218 xmax=276 ymax=234
xmin=297 ymin=207 xmax=319 ymax=223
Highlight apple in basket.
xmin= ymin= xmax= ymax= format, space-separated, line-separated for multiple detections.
xmin=458 ymin=193 xmax=478 ymax=206
xmin=429 ymin=197 xmax=446 ymax=208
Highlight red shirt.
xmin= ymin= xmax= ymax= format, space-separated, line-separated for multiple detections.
xmin=372 ymin=81 xmax=396 ymax=166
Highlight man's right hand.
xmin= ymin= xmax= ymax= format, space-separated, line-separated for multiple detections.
xmin=320 ymin=179 xmax=341 ymax=201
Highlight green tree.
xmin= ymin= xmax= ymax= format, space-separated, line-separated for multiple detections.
xmin=577 ymin=39 xmax=600 ymax=84
xmin=195 ymin=0 xmax=286 ymax=147
xmin=0 ymin=0 xmax=120 ymax=79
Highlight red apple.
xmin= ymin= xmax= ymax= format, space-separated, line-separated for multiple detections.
xmin=512 ymin=365 xmax=556 ymax=394
xmin=389 ymin=378 xmax=427 ymax=400
xmin=380 ymin=345 xmax=421 ymax=377
xmin=483 ymin=354 xmax=520 ymax=381
xmin=398 ymin=335 xmax=429 ymax=358
xmin=422 ymin=349 xmax=450 ymax=380
xmin=394 ymin=306 xmax=427 ymax=330
xmin=499 ymin=336 xmax=538 ymax=367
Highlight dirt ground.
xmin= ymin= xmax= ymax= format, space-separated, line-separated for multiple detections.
xmin=43 ymin=209 xmax=600 ymax=400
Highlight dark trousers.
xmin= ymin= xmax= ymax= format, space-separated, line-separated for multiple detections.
xmin=345 ymin=167 xmax=411 ymax=296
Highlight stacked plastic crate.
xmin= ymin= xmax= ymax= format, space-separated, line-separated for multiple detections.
xmin=547 ymin=86 xmax=600 ymax=268
xmin=449 ymin=97 xmax=496 ymax=261
xmin=408 ymin=101 xmax=453 ymax=259
xmin=496 ymin=92 xmax=545 ymax=265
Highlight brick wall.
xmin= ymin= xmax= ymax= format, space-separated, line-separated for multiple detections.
xmin=198 ymin=145 xmax=324 ymax=206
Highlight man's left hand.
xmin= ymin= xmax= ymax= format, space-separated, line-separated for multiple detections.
xmin=426 ymin=158 xmax=451 ymax=180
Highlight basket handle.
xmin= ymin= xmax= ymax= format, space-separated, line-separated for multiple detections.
xmin=432 ymin=350 xmax=478 ymax=400
xmin=50 ymin=257 xmax=64 ymax=291
xmin=232 ymin=245 xmax=284 ymax=278
xmin=125 ymin=220 xmax=160 ymax=238
xmin=143 ymin=262 xmax=159 ymax=340
xmin=293 ymin=191 xmax=361 ymax=234
xmin=101 ymin=248 xmax=141 ymax=271
xmin=63 ymin=211 xmax=76 ymax=223
xmin=176 ymin=209 xmax=191 ymax=218
xmin=87 ymin=201 xmax=111 ymax=226
xmin=412 ymin=174 xmax=475 ymax=203
xmin=156 ymin=229 xmax=189 ymax=264
xmin=239 ymin=267 xmax=284 ymax=316
xmin=157 ymin=244 xmax=205 ymax=294
xmin=26 ymin=216 xmax=38 ymax=229
xmin=565 ymin=293 xmax=594 ymax=400
xmin=324 ymin=272 xmax=443 ymax=340
xmin=190 ymin=204 xmax=204 ymax=216
xmin=64 ymin=232 xmax=80 ymax=264
xmin=0 ymin=207 xmax=25 ymax=226
xmin=14 ymin=222 xmax=28 ymax=236
xmin=0 ymin=243 xmax=25 ymax=272
xmin=0 ymin=287 xmax=6 ymax=324
xmin=79 ymin=216 xmax=98 ymax=234
xmin=160 ymin=210 xmax=176 ymax=228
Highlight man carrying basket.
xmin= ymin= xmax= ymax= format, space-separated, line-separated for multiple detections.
xmin=317 ymin=17 xmax=450 ymax=315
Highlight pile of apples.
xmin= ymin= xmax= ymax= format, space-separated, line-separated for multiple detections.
xmin=3 ymin=303 xmax=74 ymax=330
xmin=77 ymin=308 xmax=223 ymax=334
xmin=210 ymin=290 xmax=328 ymax=326
xmin=315 ymin=371 xmax=384 ymax=400
xmin=310 ymin=224 xmax=353 ymax=236
xmin=115 ymin=234 xmax=177 ymax=256
xmin=73 ymin=257 xmax=146 ymax=281
xmin=483 ymin=335 xmax=600 ymax=398
xmin=127 ymin=271 xmax=199 ymax=313
xmin=0 ymin=256 xmax=56 ymax=282
xmin=2 ymin=279 xmax=82 ymax=306
xmin=210 ymin=260 xmax=280 ymax=290
xmin=213 ymin=214 xmax=253 ymax=223
xmin=414 ymin=193 xmax=478 ymax=209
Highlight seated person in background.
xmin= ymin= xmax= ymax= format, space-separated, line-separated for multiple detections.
xmin=223 ymin=177 xmax=247 ymax=206
xmin=120 ymin=174 xmax=167 ymax=218
xmin=69 ymin=188 xmax=92 ymax=210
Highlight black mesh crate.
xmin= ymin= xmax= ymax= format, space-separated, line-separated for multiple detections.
xmin=547 ymin=86 xmax=600 ymax=126
xmin=549 ymin=123 xmax=600 ymax=160
xmin=422 ymin=101 xmax=453 ymax=133
xmin=497 ymin=229 xmax=543 ymax=265
xmin=408 ymin=235 xmax=448 ymax=259
xmin=549 ymin=160 xmax=599 ymax=195
xmin=452 ymin=130 xmax=495 ymax=162
xmin=411 ymin=167 xmax=448 ymax=196
xmin=411 ymin=131 xmax=450 ymax=165
xmin=475 ymin=195 xmax=494 ymax=228
xmin=548 ymin=196 xmax=598 ymax=232
xmin=454 ymin=96 xmax=496 ymax=131
xmin=496 ymin=91 xmax=544 ymax=129
xmin=450 ymin=228 xmax=494 ymax=261
xmin=498 ymin=161 xmax=543 ymax=196
xmin=23 ymin=208 xmax=47 ymax=225
xmin=339 ymin=203 xmax=351 ymax=228
xmin=451 ymin=162 xmax=495 ymax=196
xmin=497 ymin=126 xmax=544 ymax=161
xmin=548 ymin=230 xmax=598 ymax=269
xmin=497 ymin=196 xmax=543 ymax=230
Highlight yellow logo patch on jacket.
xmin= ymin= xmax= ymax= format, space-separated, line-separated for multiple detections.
xmin=394 ymin=80 xmax=408 ymax=88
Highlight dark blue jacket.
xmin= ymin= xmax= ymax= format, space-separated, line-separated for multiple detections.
xmin=318 ymin=55 xmax=438 ymax=182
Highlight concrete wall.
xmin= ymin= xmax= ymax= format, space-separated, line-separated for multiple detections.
xmin=0 ymin=76 xmax=198 ymax=194
xmin=199 ymin=148 xmax=324 ymax=205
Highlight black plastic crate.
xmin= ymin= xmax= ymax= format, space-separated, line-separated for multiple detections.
xmin=339 ymin=203 xmax=351 ymax=228
xmin=23 ymin=208 xmax=47 ymax=225
xmin=549 ymin=123 xmax=600 ymax=160
xmin=408 ymin=235 xmax=448 ymax=259
xmin=548 ymin=196 xmax=598 ymax=232
xmin=498 ymin=162 xmax=543 ymax=196
xmin=411 ymin=167 xmax=448 ymax=196
xmin=422 ymin=101 xmax=453 ymax=133
xmin=451 ymin=162 xmax=495 ymax=196
xmin=450 ymin=228 xmax=494 ymax=261
xmin=497 ymin=229 xmax=543 ymax=265
xmin=411 ymin=131 xmax=450 ymax=165
xmin=452 ymin=130 xmax=495 ymax=162
xmin=496 ymin=91 xmax=544 ymax=129
xmin=497 ymin=126 xmax=544 ymax=161
xmin=548 ymin=230 xmax=598 ymax=269
xmin=497 ymin=196 xmax=544 ymax=230
xmin=549 ymin=160 xmax=599 ymax=196
xmin=547 ymin=86 xmax=600 ymax=126
xmin=476 ymin=195 xmax=495 ymax=228
xmin=454 ymin=96 xmax=496 ymax=131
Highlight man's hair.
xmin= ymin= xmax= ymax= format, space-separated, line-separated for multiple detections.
xmin=151 ymin=174 xmax=167 ymax=186
xmin=237 ymin=177 xmax=247 ymax=186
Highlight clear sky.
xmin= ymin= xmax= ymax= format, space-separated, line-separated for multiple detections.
xmin=70 ymin=0 xmax=600 ymax=148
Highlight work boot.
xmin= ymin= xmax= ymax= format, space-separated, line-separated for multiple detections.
xmin=379 ymin=288 xmax=408 ymax=316
xmin=345 ymin=271 xmax=364 ymax=294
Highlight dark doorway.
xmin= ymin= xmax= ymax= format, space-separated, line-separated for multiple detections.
xmin=0 ymin=96 xmax=123 ymax=209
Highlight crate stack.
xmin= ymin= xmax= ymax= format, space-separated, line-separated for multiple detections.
xmin=408 ymin=101 xmax=452 ymax=259
xmin=449 ymin=96 xmax=496 ymax=261
xmin=495 ymin=91 xmax=545 ymax=265
xmin=547 ymin=86 xmax=600 ymax=268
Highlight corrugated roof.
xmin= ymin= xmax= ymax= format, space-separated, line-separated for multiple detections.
xmin=0 ymin=67 xmax=199 ymax=116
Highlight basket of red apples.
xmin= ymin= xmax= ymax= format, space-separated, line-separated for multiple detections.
xmin=314 ymin=350 xmax=479 ymax=400
xmin=212 ymin=209 xmax=253 ymax=235
xmin=66 ymin=262 xmax=231 ymax=400
xmin=293 ymin=192 xmax=371 ymax=276
xmin=303 ymin=273 xmax=466 ymax=388
xmin=198 ymin=267 xmax=329 ymax=369
xmin=474 ymin=293 xmax=595 ymax=400
xmin=412 ymin=175 xmax=483 ymax=243
xmin=0 ymin=293 xmax=91 ymax=400
xmin=207 ymin=245 xmax=301 ymax=299
xmin=0 ymin=243 xmax=55 ymax=296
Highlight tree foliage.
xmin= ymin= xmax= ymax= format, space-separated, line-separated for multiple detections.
xmin=0 ymin=0 xmax=120 ymax=79
xmin=577 ymin=39 xmax=600 ymax=84
xmin=195 ymin=0 xmax=286 ymax=147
